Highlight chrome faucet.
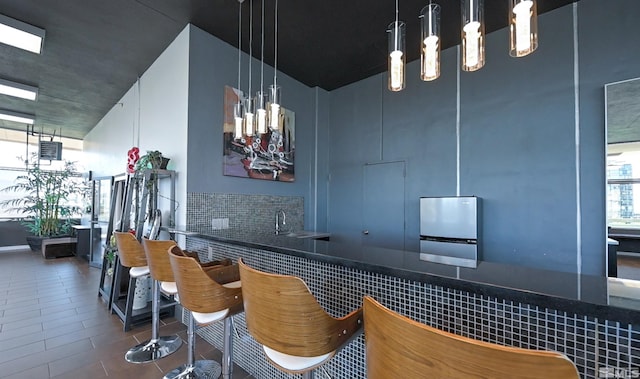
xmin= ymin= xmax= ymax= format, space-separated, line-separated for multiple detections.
xmin=275 ymin=209 xmax=287 ymax=235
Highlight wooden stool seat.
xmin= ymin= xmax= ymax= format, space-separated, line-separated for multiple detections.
xmin=191 ymin=309 xmax=230 ymax=325
xmin=129 ymin=266 xmax=150 ymax=278
xmin=169 ymin=247 xmax=243 ymax=379
xmin=142 ymin=239 xmax=179 ymax=296
xmin=363 ymin=296 xmax=579 ymax=379
xmin=113 ymin=231 xmax=152 ymax=332
xmin=223 ymin=280 xmax=241 ymax=289
xmin=263 ymin=346 xmax=334 ymax=372
xmin=238 ymin=258 xmax=363 ymax=377
xmin=160 ymin=281 xmax=177 ymax=295
xmin=113 ymin=233 xmax=181 ymax=364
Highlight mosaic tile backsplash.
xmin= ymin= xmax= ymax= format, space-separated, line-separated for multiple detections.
xmin=184 ymin=238 xmax=640 ymax=379
xmin=187 ymin=193 xmax=304 ymax=237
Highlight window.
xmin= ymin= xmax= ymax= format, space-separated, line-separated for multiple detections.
xmin=0 ymin=137 xmax=85 ymax=219
xmin=607 ymin=142 xmax=640 ymax=229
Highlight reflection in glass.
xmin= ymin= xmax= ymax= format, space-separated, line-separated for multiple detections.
xmin=605 ymin=78 xmax=640 ymax=311
xmin=607 ymin=145 xmax=640 ymax=229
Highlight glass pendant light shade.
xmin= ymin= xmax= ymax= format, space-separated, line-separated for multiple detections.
xmin=233 ymin=100 xmax=244 ymax=140
xmin=268 ymin=84 xmax=281 ymax=131
xmin=234 ymin=0 xmax=244 ymax=140
xmin=244 ymin=96 xmax=256 ymax=137
xmin=256 ymin=91 xmax=267 ymax=134
xmin=461 ymin=0 xmax=485 ymax=72
xmin=420 ymin=4 xmax=441 ymax=81
xmin=509 ymin=0 xmax=538 ymax=57
xmin=256 ymin=0 xmax=267 ymax=135
xmin=387 ymin=21 xmax=406 ymax=91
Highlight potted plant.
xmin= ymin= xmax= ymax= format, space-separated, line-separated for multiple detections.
xmin=133 ymin=150 xmax=169 ymax=225
xmin=0 ymin=154 xmax=87 ymax=258
xmin=104 ymin=233 xmax=117 ymax=276
xmin=135 ymin=150 xmax=169 ymax=171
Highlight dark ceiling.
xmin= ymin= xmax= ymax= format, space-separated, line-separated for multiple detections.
xmin=0 ymin=0 xmax=577 ymax=140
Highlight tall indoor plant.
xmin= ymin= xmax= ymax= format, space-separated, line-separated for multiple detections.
xmin=0 ymin=154 xmax=86 ymax=254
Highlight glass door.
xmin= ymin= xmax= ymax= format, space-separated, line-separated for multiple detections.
xmin=90 ymin=176 xmax=113 ymax=267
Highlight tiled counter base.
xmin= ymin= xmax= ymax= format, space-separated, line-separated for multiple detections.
xmin=185 ymin=237 xmax=639 ymax=379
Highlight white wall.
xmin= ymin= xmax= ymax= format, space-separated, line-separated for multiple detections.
xmin=84 ymin=25 xmax=190 ymax=227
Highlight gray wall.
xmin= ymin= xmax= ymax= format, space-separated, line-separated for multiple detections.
xmin=327 ymin=4 xmax=578 ymax=273
xmin=183 ymin=0 xmax=640 ymax=302
xmin=324 ymin=0 xmax=640 ymax=301
xmin=186 ymin=25 xmax=320 ymax=229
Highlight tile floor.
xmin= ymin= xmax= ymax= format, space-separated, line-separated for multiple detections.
xmin=0 ymin=247 xmax=254 ymax=379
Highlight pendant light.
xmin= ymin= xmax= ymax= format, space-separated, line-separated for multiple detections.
xmin=387 ymin=0 xmax=405 ymax=92
xmin=420 ymin=2 xmax=441 ymax=81
xmin=461 ymin=0 xmax=485 ymax=72
xmin=234 ymin=0 xmax=245 ymax=140
xmin=244 ymin=0 xmax=255 ymax=137
xmin=268 ymin=0 xmax=281 ymax=132
xmin=509 ymin=0 xmax=538 ymax=57
xmin=256 ymin=0 xmax=267 ymax=134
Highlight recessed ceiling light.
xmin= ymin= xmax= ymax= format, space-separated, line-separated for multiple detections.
xmin=0 ymin=78 xmax=38 ymax=100
xmin=0 ymin=109 xmax=35 ymax=124
xmin=0 ymin=13 xmax=45 ymax=54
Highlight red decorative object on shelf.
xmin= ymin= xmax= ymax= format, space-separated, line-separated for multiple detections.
xmin=126 ymin=147 xmax=140 ymax=173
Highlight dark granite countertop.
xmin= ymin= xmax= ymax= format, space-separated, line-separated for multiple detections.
xmin=177 ymin=226 xmax=640 ymax=324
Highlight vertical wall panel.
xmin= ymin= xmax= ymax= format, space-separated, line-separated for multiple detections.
xmin=383 ymin=47 xmax=460 ymax=251
xmin=577 ymin=0 xmax=640 ymax=279
xmin=460 ymin=6 xmax=577 ymax=273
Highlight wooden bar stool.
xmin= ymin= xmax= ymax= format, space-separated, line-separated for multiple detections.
xmin=114 ymin=232 xmax=182 ymax=363
xmin=363 ymin=296 xmax=579 ymax=379
xmin=142 ymin=239 xmax=181 ymax=302
xmin=238 ymin=258 xmax=363 ymax=379
xmin=169 ymin=247 xmax=243 ymax=379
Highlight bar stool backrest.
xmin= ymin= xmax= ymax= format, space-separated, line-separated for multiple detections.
xmin=168 ymin=250 xmax=242 ymax=315
xmin=141 ymin=238 xmax=177 ymax=282
xmin=363 ymin=296 xmax=579 ymax=379
xmin=238 ymin=258 xmax=363 ymax=358
xmin=170 ymin=245 xmax=234 ymax=266
xmin=114 ymin=231 xmax=147 ymax=268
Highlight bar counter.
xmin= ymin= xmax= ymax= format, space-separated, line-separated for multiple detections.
xmin=178 ymin=227 xmax=639 ymax=379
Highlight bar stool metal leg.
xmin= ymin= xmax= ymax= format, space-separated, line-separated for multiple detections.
xmin=121 ymin=274 xmax=138 ymax=331
xmin=125 ymin=279 xmax=182 ymax=363
xmin=221 ymin=317 xmax=234 ymax=379
xmin=163 ymin=311 xmax=222 ymax=379
xmin=302 ymin=371 xmax=313 ymax=379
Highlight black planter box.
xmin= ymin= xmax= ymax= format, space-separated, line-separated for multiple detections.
xmin=27 ymin=235 xmax=78 ymax=259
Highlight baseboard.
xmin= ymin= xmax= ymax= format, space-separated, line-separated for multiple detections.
xmin=0 ymin=245 xmax=30 ymax=253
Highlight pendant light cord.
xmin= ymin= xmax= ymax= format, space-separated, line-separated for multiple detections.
xmin=237 ymin=1 xmax=242 ymax=92
xmin=273 ymin=0 xmax=278 ymax=87
xmin=248 ymin=0 xmax=253 ymax=96
xmin=394 ymin=0 xmax=399 ymax=51
xmin=260 ymin=0 xmax=264 ymax=92
xmin=395 ymin=0 xmax=399 ymax=23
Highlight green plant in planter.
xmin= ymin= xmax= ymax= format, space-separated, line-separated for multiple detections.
xmin=104 ymin=233 xmax=117 ymax=275
xmin=0 ymin=154 xmax=87 ymax=237
xmin=135 ymin=150 xmax=166 ymax=171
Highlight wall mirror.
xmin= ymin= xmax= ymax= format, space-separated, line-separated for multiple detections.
xmin=605 ymin=77 xmax=640 ymax=311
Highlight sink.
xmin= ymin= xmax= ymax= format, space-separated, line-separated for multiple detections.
xmin=283 ymin=231 xmax=331 ymax=240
